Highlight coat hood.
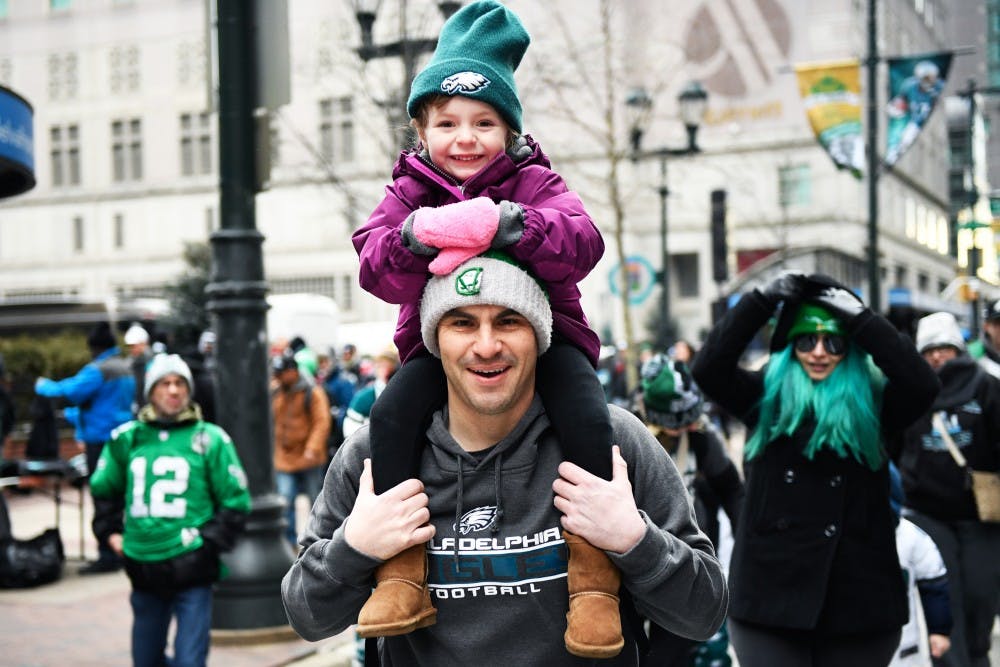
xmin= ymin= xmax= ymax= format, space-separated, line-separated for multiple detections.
xmin=933 ymin=355 xmax=986 ymax=409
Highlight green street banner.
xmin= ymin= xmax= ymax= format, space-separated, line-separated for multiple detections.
xmin=885 ymin=51 xmax=952 ymax=166
xmin=795 ymin=60 xmax=864 ymax=177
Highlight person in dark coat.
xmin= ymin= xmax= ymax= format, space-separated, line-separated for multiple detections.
xmin=894 ymin=312 xmax=1000 ymax=667
xmin=636 ymin=354 xmax=744 ymax=666
xmin=691 ymin=273 xmax=940 ymax=667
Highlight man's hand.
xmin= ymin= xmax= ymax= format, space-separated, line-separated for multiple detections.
xmin=108 ymin=533 xmax=124 ymax=556
xmin=552 ymin=446 xmax=646 ymax=554
xmin=344 ymin=458 xmax=435 ymax=561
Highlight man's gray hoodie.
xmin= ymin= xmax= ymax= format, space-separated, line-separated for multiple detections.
xmin=281 ymin=398 xmax=728 ymax=665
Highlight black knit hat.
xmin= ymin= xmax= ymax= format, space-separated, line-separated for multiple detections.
xmin=87 ymin=321 xmax=116 ymax=352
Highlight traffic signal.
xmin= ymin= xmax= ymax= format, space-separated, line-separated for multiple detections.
xmin=710 ymin=189 xmax=728 ymax=283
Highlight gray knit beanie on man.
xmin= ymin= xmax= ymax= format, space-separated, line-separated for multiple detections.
xmin=915 ymin=312 xmax=966 ymax=354
xmin=144 ymin=353 xmax=194 ymax=399
xmin=419 ymin=251 xmax=551 ymax=357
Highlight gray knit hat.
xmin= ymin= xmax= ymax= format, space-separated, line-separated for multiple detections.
xmin=915 ymin=312 xmax=966 ymax=354
xmin=420 ymin=252 xmax=551 ymax=357
xmin=144 ymin=353 xmax=194 ymax=399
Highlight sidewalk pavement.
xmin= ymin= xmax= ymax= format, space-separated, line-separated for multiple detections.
xmin=0 ymin=485 xmax=358 ymax=667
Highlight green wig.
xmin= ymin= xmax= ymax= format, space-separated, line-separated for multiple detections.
xmin=744 ymin=340 xmax=887 ymax=470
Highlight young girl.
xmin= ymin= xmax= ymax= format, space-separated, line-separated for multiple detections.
xmin=691 ymin=273 xmax=940 ymax=667
xmin=351 ymin=0 xmax=619 ymax=658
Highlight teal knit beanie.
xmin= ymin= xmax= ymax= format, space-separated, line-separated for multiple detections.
xmin=407 ymin=0 xmax=529 ymax=132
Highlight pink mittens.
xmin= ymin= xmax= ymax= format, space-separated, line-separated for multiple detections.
xmin=412 ymin=197 xmax=500 ymax=275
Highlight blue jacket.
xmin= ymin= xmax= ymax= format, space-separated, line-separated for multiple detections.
xmin=36 ymin=347 xmax=135 ymax=445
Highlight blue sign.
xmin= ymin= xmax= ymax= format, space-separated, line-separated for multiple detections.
xmin=0 ymin=84 xmax=36 ymax=198
xmin=609 ymin=255 xmax=657 ymax=305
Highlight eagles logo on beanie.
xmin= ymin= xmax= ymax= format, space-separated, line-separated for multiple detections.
xmin=407 ymin=0 xmax=530 ymax=132
xmin=419 ymin=251 xmax=551 ymax=357
xmin=640 ymin=355 xmax=704 ymax=430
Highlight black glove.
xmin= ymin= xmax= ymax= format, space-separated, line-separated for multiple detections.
xmin=491 ymin=201 xmax=524 ymax=248
xmin=811 ymin=284 xmax=866 ymax=323
xmin=400 ymin=211 xmax=438 ymax=256
xmin=761 ymin=272 xmax=807 ymax=306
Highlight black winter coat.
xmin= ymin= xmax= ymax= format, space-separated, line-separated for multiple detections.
xmin=692 ymin=290 xmax=939 ymax=635
xmin=895 ymin=356 xmax=1000 ymax=520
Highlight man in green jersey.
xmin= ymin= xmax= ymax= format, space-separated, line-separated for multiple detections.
xmin=91 ymin=354 xmax=251 ymax=667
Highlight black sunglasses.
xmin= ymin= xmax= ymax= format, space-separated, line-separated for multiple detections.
xmin=793 ymin=333 xmax=847 ymax=356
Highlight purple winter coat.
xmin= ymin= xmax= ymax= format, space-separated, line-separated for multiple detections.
xmin=353 ymin=135 xmax=604 ymax=366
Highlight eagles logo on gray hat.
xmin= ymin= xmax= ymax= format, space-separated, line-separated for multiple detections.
xmin=419 ymin=251 xmax=551 ymax=357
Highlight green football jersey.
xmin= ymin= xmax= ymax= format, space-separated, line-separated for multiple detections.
xmin=92 ymin=417 xmax=251 ymax=562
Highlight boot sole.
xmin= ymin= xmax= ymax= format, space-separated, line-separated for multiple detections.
xmin=356 ymin=608 xmax=437 ymax=638
xmin=564 ymin=636 xmax=625 ymax=659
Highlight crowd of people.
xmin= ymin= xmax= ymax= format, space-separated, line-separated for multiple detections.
xmin=2 ymin=2 xmax=1000 ymax=667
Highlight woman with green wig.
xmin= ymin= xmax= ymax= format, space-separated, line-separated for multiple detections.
xmin=691 ymin=273 xmax=940 ymax=667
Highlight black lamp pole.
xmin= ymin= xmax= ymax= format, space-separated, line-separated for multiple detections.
xmin=354 ymin=1 xmax=463 ymax=150
xmin=208 ymin=0 xmax=293 ymax=631
xmin=627 ymin=83 xmax=708 ymax=350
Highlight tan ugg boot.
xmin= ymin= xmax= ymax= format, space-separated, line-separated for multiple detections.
xmin=355 ymin=544 xmax=437 ymax=638
xmin=563 ymin=531 xmax=624 ymax=658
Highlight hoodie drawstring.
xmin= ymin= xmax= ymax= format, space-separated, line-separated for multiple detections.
xmin=452 ymin=452 xmax=506 ymax=571
xmin=454 ymin=454 xmax=464 ymax=572
xmin=492 ymin=456 xmax=504 ymax=534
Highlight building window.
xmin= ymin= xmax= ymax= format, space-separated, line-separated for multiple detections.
xmin=180 ymin=112 xmax=212 ymax=176
xmin=917 ymin=272 xmax=929 ymax=291
xmin=0 ymin=58 xmax=11 ymax=84
xmin=340 ymin=274 xmax=353 ymax=311
xmin=47 ymin=53 xmax=78 ymax=101
xmin=319 ymin=96 xmax=355 ymax=163
xmin=0 ymin=1 xmax=8 ymax=20
xmin=50 ymin=124 xmax=81 ymax=187
xmin=110 ymin=45 xmax=140 ymax=94
xmin=177 ymin=40 xmax=206 ymax=88
xmin=673 ymin=253 xmax=700 ymax=298
xmin=72 ymin=216 xmax=84 ymax=252
xmin=894 ymin=265 xmax=908 ymax=287
xmin=113 ymin=213 xmax=124 ymax=248
xmin=112 ymin=118 xmax=143 ymax=182
xmin=50 ymin=0 xmax=71 ymax=11
xmin=778 ymin=164 xmax=811 ymax=207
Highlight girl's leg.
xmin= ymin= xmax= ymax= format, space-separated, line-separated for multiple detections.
xmin=358 ymin=354 xmax=444 ymax=638
xmin=536 ymin=343 xmax=613 ymax=480
xmin=541 ymin=344 xmax=622 ymax=658
xmin=369 ymin=354 xmax=447 ymax=493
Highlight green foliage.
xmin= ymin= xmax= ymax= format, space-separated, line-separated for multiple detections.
xmin=163 ymin=241 xmax=212 ymax=353
xmin=0 ymin=330 xmax=92 ymax=430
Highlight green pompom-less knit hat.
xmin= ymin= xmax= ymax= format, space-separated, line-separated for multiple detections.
xmin=407 ymin=0 xmax=530 ymax=132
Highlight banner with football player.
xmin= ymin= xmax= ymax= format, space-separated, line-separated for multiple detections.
xmin=885 ymin=51 xmax=953 ymax=166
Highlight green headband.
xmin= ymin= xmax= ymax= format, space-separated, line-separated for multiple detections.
xmin=787 ymin=303 xmax=845 ymax=341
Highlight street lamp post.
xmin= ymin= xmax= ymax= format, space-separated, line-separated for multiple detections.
xmin=626 ymin=82 xmax=709 ymax=350
xmin=353 ymin=0 xmax=463 ymax=149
